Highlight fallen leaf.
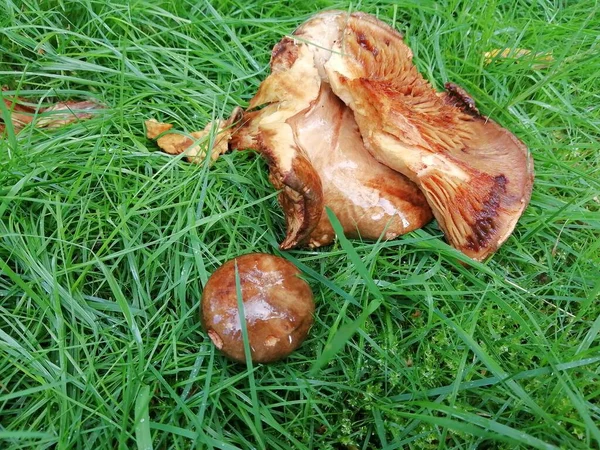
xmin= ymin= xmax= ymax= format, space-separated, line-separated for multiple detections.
xmin=484 ymin=48 xmax=553 ymax=69
xmin=36 ymin=101 xmax=104 ymax=128
xmin=1 ymin=86 xmax=105 ymax=134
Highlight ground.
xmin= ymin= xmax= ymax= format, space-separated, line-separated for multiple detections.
xmin=0 ymin=1 xmax=599 ymax=449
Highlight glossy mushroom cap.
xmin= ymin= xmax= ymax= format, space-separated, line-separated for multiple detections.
xmin=201 ymin=253 xmax=315 ymax=363
xmin=231 ymin=21 xmax=433 ymax=249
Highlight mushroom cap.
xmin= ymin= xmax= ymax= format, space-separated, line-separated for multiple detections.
xmin=201 ymin=253 xmax=315 ymax=363
xmin=289 ymin=83 xmax=432 ymax=246
xmin=231 ymin=20 xmax=432 ymax=249
xmin=319 ymin=12 xmax=534 ymax=260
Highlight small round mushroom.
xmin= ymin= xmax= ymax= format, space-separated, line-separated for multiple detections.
xmin=201 ymin=253 xmax=315 ymax=363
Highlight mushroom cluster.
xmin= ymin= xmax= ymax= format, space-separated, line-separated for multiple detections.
xmin=151 ymin=10 xmax=537 ymax=363
xmin=148 ymin=10 xmax=534 ymax=262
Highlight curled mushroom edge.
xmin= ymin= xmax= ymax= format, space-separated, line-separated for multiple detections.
xmin=147 ymin=10 xmax=534 ymax=261
xmin=231 ymin=18 xmax=434 ymax=250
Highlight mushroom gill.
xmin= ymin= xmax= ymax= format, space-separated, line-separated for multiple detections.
xmin=231 ymin=23 xmax=432 ymax=249
xmin=316 ymin=12 xmax=534 ymax=260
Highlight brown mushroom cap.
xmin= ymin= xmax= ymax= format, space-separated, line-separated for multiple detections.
xmin=231 ymin=20 xmax=432 ymax=249
xmin=201 ymin=253 xmax=315 ymax=363
xmin=318 ymin=12 xmax=534 ymax=260
xmin=288 ymin=83 xmax=432 ymax=247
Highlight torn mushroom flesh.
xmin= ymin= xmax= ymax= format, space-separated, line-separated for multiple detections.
xmin=307 ymin=11 xmax=534 ymax=260
xmin=145 ymin=107 xmax=243 ymax=164
xmin=231 ymin=18 xmax=432 ymax=249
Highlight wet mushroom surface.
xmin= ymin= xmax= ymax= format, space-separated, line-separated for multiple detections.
xmin=231 ymin=21 xmax=433 ymax=249
xmin=233 ymin=10 xmax=533 ymax=260
xmin=315 ymin=11 xmax=534 ymax=260
xmin=201 ymin=253 xmax=315 ymax=363
xmin=148 ymin=10 xmax=533 ymax=261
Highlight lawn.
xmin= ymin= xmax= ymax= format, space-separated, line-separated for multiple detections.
xmin=1 ymin=0 xmax=599 ymax=449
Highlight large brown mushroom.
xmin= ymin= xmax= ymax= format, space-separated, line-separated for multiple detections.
xmin=148 ymin=10 xmax=533 ymax=261
xmin=201 ymin=253 xmax=315 ymax=363
xmin=315 ymin=12 xmax=534 ymax=260
xmin=231 ymin=22 xmax=432 ymax=249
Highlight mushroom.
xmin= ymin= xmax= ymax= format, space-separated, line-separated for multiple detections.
xmin=315 ymin=12 xmax=534 ymax=260
xmin=231 ymin=28 xmax=433 ymax=249
xmin=145 ymin=107 xmax=243 ymax=164
xmin=147 ymin=10 xmax=533 ymax=260
xmin=201 ymin=253 xmax=314 ymax=363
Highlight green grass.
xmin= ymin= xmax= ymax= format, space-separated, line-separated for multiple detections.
xmin=1 ymin=0 xmax=599 ymax=448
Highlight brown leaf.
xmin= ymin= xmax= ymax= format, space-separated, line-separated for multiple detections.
xmin=1 ymin=86 xmax=104 ymax=135
xmin=1 ymin=87 xmax=36 ymax=132
xmin=35 ymin=101 xmax=104 ymax=128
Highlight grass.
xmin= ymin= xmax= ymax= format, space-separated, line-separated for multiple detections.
xmin=0 ymin=0 xmax=599 ymax=448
